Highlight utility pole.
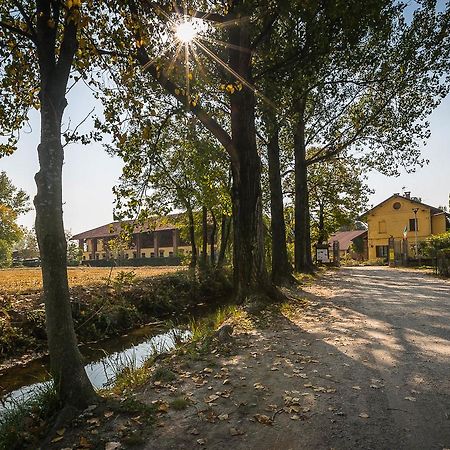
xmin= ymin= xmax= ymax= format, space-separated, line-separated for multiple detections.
xmin=412 ymin=207 xmax=419 ymax=259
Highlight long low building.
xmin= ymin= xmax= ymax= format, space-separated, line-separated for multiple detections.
xmin=72 ymin=219 xmax=192 ymax=263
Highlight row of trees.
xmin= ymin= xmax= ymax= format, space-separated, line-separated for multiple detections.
xmin=1 ymin=0 xmax=449 ymax=409
xmin=0 ymin=172 xmax=30 ymax=266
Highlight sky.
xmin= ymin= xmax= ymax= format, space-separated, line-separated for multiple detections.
xmin=1 ymin=82 xmax=450 ymax=236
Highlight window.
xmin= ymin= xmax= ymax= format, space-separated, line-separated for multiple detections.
xmin=169 ymin=251 xmax=173 ymax=257
xmin=133 ymin=252 xmax=137 ymax=259
xmin=150 ymin=252 xmax=155 ymax=258
xmin=95 ymin=254 xmax=99 ymax=260
xmin=102 ymin=253 xmax=106 ymax=259
xmin=82 ymin=256 xmax=86 ymax=261
xmin=376 ymin=245 xmax=388 ymax=258
xmin=125 ymin=253 xmax=129 ymax=259
xmin=409 ymin=218 xmax=418 ymax=231
xmin=378 ymin=221 xmax=387 ymax=233
xmin=393 ymin=202 xmax=401 ymax=210
xmin=159 ymin=250 xmax=164 ymax=257
xmin=141 ymin=252 xmax=146 ymax=258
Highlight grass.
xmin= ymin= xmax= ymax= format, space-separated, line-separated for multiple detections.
xmin=152 ymin=367 xmax=177 ymax=383
xmin=169 ymin=396 xmax=190 ymax=410
xmin=0 ymin=382 xmax=60 ymax=450
xmin=0 ymin=266 xmax=183 ymax=294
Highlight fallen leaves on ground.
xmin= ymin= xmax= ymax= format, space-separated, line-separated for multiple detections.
xmin=254 ymin=414 xmax=273 ymax=425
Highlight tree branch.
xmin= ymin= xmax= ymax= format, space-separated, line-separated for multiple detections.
xmin=134 ymin=46 xmax=239 ymax=168
xmin=0 ymin=20 xmax=36 ymax=42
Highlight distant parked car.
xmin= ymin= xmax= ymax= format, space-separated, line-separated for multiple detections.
xmin=22 ymin=258 xmax=41 ymax=267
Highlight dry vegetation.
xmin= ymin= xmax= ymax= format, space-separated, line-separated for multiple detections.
xmin=0 ymin=266 xmax=231 ymax=366
xmin=0 ymin=266 xmax=183 ymax=294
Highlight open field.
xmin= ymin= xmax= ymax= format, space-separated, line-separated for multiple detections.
xmin=0 ymin=266 xmax=183 ymax=294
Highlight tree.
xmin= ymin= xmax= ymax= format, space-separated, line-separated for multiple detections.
xmin=0 ymin=1 xmax=97 ymax=407
xmin=14 ymin=227 xmax=40 ymax=260
xmin=108 ymin=110 xmax=232 ymax=269
xmin=92 ymin=0 xmax=285 ymax=301
xmin=0 ymin=172 xmax=30 ymax=266
xmin=306 ymin=155 xmax=372 ymax=243
xmin=258 ymin=1 xmax=450 ymax=271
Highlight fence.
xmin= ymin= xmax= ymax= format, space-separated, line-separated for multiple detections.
xmin=435 ymin=249 xmax=450 ymax=277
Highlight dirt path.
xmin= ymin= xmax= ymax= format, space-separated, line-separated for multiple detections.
xmin=138 ymin=267 xmax=450 ymax=450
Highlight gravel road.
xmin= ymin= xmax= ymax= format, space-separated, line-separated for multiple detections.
xmin=140 ymin=266 xmax=450 ymax=450
xmin=296 ymin=266 xmax=450 ymax=449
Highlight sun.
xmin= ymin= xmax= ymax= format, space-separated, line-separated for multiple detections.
xmin=175 ymin=20 xmax=197 ymax=43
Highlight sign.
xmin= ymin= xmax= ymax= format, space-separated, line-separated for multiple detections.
xmin=316 ymin=248 xmax=330 ymax=263
xmin=389 ymin=248 xmax=395 ymax=262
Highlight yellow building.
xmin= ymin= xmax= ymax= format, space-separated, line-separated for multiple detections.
xmin=363 ymin=193 xmax=450 ymax=261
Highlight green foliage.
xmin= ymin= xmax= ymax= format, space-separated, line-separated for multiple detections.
xmin=13 ymin=228 xmax=39 ymax=261
xmin=0 ymin=172 xmax=30 ymax=267
xmin=421 ymin=232 xmax=450 ymax=257
xmin=111 ymin=270 xmax=137 ymax=292
xmin=307 ymin=155 xmax=372 ymax=242
xmin=170 ymin=396 xmax=190 ymax=410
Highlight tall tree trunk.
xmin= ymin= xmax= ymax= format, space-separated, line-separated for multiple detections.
xmin=229 ymin=20 xmax=275 ymax=302
xmin=187 ymin=206 xmax=197 ymax=268
xmin=267 ymin=128 xmax=293 ymax=284
xmin=34 ymin=92 xmax=95 ymax=409
xmin=317 ymin=202 xmax=326 ymax=244
xmin=294 ymin=98 xmax=314 ymax=272
xmin=218 ymin=214 xmax=231 ymax=267
xmin=33 ymin=3 xmax=95 ymax=408
xmin=201 ymin=205 xmax=208 ymax=265
xmin=210 ymin=210 xmax=217 ymax=265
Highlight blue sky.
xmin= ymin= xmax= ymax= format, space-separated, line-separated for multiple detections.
xmin=1 ymin=84 xmax=449 ymax=235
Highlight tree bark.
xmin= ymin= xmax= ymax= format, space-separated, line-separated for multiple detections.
xmin=201 ymin=205 xmax=208 ymax=265
xmin=267 ymin=128 xmax=293 ymax=284
xmin=210 ymin=210 xmax=217 ymax=265
xmin=32 ymin=1 xmax=96 ymax=408
xmin=294 ymin=98 xmax=314 ymax=273
xmin=187 ymin=206 xmax=197 ymax=268
xmin=228 ymin=19 xmax=276 ymax=302
xmin=317 ymin=201 xmax=326 ymax=244
xmin=218 ymin=214 xmax=231 ymax=267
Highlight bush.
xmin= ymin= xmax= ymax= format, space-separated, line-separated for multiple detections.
xmin=422 ymin=232 xmax=450 ymax=256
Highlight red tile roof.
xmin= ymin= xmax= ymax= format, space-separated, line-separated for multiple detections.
xmin=71 ymin=219 xmax=177 ymax=240
xmin=328 ymin=230 xmax=367 ymax=251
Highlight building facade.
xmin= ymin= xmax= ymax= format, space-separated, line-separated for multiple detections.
xmin=363 ymin=193 xmax=450 ymax=261
xmin=72 ymin=220 xmax=192 ymax=263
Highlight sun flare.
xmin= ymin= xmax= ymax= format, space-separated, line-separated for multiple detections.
xmin=175 ymin=21 xmax=197 ymax=43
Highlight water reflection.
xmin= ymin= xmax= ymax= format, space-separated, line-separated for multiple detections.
xmin=0 ymin=327 xmax=190 ymax=413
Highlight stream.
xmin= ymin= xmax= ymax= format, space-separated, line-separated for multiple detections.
xmin=0 ymin=323 xmax=191 ymax=414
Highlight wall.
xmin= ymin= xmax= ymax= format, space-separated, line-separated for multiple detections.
xmin=431 ymin=214 xmax=447 ymax=235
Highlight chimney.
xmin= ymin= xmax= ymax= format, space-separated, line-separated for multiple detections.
xmin=404 ymin=191 xmax=411 ymax=199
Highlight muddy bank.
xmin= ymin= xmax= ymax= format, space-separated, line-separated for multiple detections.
xmin=0 ymin=269 xmax=232 ymax=368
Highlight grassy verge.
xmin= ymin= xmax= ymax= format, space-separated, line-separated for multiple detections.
xmin=28 ymin=307 xmax=241 ymax=449
xmin=0 ymin=268 xmax=232 ymax=365
xmin=0 ymin=382 xmax=60 ymax=450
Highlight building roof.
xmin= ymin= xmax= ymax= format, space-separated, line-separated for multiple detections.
xmin=72 ymin=219 xmax=178 ymax=240
xmin=361 ymin=194 xmax=446 ymax=218
xmin=328 ymin=230 xmax=367 ymax=251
